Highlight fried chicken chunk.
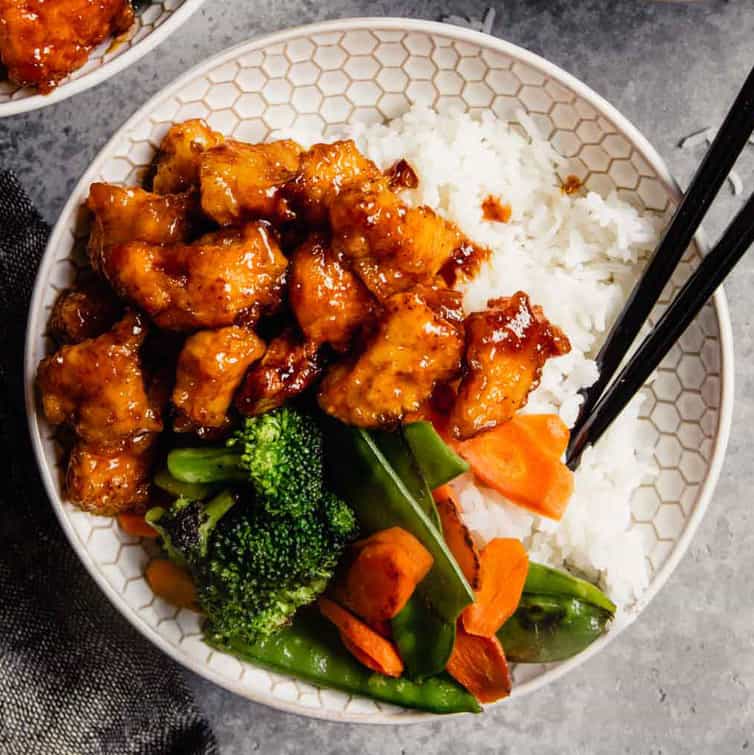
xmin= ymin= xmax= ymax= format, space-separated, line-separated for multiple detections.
xmin=173 ymin=325 xmax=265 ymax=431
xmin=235 ymin=329 xmax=321 ymax=416
xmin=289 ymin=233 xmax=374 ymax=351
xmin=37 ymin=311 xmax=162 ymax=451
xmin=200 ymin=139 xmax=302 ymax=226
xmin=318 ymin=291 xmax=464 ymax=427
xmin=152 ymin=119 xmax=224 ymax=194
xmin=66 ymin=441 xmax=153 ymax=515
xmin=49 ymin=276 xmax=121 ymax=344
xmin=283 ymin=140 xmax=382 ymax=223
xmin=101 ymin=222 xmax=288 ymax=330
xmin=0 ymin=0 xmax=133 ymax=93
xmin=330 ymin=181 xmax=462 ymax=300
xmin=87 ymin=183 xmax=196 ymax=271
xmin=449 ymin=291 xmax=571 ymax=440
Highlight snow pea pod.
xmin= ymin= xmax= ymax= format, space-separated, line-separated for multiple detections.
xmin=373 ymin=430 xmax=455 ymax=677
xmin=210 ymin=612 xmax=480 ymax=715
xmin=391 ymin=594 xmax=456 ymax=680
xmin=497 ymin=594 xmax=613 ymax=663
xmin=325 ymin=423 xmax=474 ymax=624
xmin=524 ymin=562 xmax=616 ymax=614
xmin=402 ymin=421 xmax=469 ymax=489
xmin=371 ymin=429 xmax=441 ymax=531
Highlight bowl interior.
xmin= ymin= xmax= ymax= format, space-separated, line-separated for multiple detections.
xmin=25 ymin=19 xmax=732 ymax=723
xmin=0 ymin=0 xmax=203 ymax=116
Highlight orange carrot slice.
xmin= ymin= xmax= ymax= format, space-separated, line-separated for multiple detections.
xmin=462 ymin=538 xmax=529 ymax=637
xmin=145 ymin=559 xmax=199 ymax=611
xmin=454 ymin=414 xmax=574 ymax=520
xmin=319 ymin=597 xmax=404 ymax=677
xmin=117 ymin=512 xmax=159 ymax=539
xmin=515 ymin=414 xmax=570 ymax=458
xmin=334 ymin=527 xmax=433 ymax=625
xmin=446 ymin=627 xmax=512 ymax=703
xmin=432 ymin=486 xmax=481 ymax=589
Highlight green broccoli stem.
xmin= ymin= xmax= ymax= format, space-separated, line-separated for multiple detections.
xmin=198 ymin=489 xmax=239 ymax=548
xmin=153 ymin=467 xmax=218 ymax=500
xmin=167 ymin=447 xmax=248 ymax=485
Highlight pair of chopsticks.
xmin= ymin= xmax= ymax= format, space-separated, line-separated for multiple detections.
xmin=566 ymin=65 xmax=754 ymax=470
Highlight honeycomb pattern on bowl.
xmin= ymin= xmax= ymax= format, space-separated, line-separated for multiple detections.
xmin=0 ymin=0 xmax=194 ymax=112
xmin=27 ymin=25 xmax=728 ymax=722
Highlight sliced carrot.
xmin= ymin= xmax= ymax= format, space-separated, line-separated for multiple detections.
xmin=145 ymin=559 xmax=199 ymax=611
xmin=454 ymin=414 xmax=574 ymax=520
xmin=446 ymin=627 xmax=511 ymax=703
xmin=117 ymin=512 xmax=159 ymax=539
xmin=369 ymin=619 xmax=393 ymax=639
xmin=351 ymin=527 xmax=433 ymax=563
xmin=462 ymin=538 xmax=528 ymax=637
xmin=515 ymin=414 xmax=570 ymax=458
xmin=432 ymin=487 xmax=481 ymax=589
xmin=334 ymin=527 xmax=433 ymax=626
xmin=319 ymin=597 xmax=404 ymax=677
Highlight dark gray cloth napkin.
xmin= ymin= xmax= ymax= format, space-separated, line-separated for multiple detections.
xmin=0 ymin=171 xmax=218 ymax=755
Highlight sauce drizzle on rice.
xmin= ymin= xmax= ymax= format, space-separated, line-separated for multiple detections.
xmin=481 ymin=196 xmax=512 ymax=223
xmin=561 ymin=174 xmax=583 ymax=195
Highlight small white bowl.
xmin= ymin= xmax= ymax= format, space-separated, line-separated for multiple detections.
xmin=0 ymin=0 xmax=205 ymax=117
xmin=24 ymin=18 xmax=734 ymax=723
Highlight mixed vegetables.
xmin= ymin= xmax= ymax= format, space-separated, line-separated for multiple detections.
xmin=134 ymin=406 xmax=615 ymax=713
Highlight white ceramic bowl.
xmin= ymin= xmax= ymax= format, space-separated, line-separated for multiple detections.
xmin=25 ymin=18 xmax=734 ymax=723
xmin=0 ymin=0 xmax=205 ymax=117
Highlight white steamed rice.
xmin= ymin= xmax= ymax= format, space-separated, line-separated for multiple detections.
xmin=277 ymin=106 xmax=664 ymax=610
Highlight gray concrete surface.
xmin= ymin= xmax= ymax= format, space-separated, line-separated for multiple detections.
xmin=2 ymin=1 xmax=753 ymax=752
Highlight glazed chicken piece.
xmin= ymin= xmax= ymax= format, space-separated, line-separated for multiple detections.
xmin=283 ymin=140 xmax=382 ymax=224
xmin=172 ymin=325 xmax=265 ymax=432
xmin=411 ymin=281 xmax=465 ymax=329
xmin=49 ymin=275 xmax=122 ymax=344
xmin=235 ymin=329 xmax=321 ymax=416
xmin=0 ymin=0 xmax=133 ymax=93
xmin=330 ymin=181 xmax=462 ymax=301
xmin=66 ymin=440 xmax=154 ymax=515
xmin=87 ymin=183 xmax=197 ymax=271
xmin=318 ymin=291 xmax=464 ymax=427
xmin=37 ymin=311 xmax=162 ymax=451
xmin=100 ymin=222 xmax=288 ymax=330
xmin=152 ymin=119 xmax=224 ymax=194
xmin=200 ymin=139 xmax=303 ymax=226
xmin=449 ymin=292 xmax=571 ymax=440
xmin=289 ymin=233 xmax=375 ymax=351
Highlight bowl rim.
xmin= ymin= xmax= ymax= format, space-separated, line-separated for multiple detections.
xmin=0 ymin=0 xmax=206 ymax=118
xmin=23 ymin=16 xmax=735 ymax=724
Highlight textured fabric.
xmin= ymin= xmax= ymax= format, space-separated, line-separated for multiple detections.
xmin=0 ymin=171 xmax=218 ymax=755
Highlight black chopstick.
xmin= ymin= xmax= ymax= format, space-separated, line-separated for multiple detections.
xmin=570 ymin=64 xmax=754 ymax=443
xmin=566 ymin=191 xmax=754 ymax=469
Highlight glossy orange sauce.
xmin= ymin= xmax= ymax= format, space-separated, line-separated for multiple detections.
xmin=561 ymin=174 xmax=583 ymax=195
xmin=386 ymin=159 xmax=419 ymax=190
xmin=440 ymin=239 xmax=491 ymax=286
xmin=481 ymin=195 xmax=512 ymax=223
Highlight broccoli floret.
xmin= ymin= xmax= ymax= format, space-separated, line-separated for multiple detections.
xmin=199 ymin=492 xmax=357 ymax=642
xmin=228 ymin=409 xmax=324 ymax=517
xmin=146 ymin=492 xmax=237 ymax=567
xmin=151 ymin=408 xmax=359 ymax=644
xmin=148 ymin=488 xmax=357 ymax=644
xmin=167 ymin=407 xmax=324 ymax=518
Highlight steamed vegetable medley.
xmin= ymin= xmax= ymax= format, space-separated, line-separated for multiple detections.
xmin=36 ymin=119 xmax=616 ymax=713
